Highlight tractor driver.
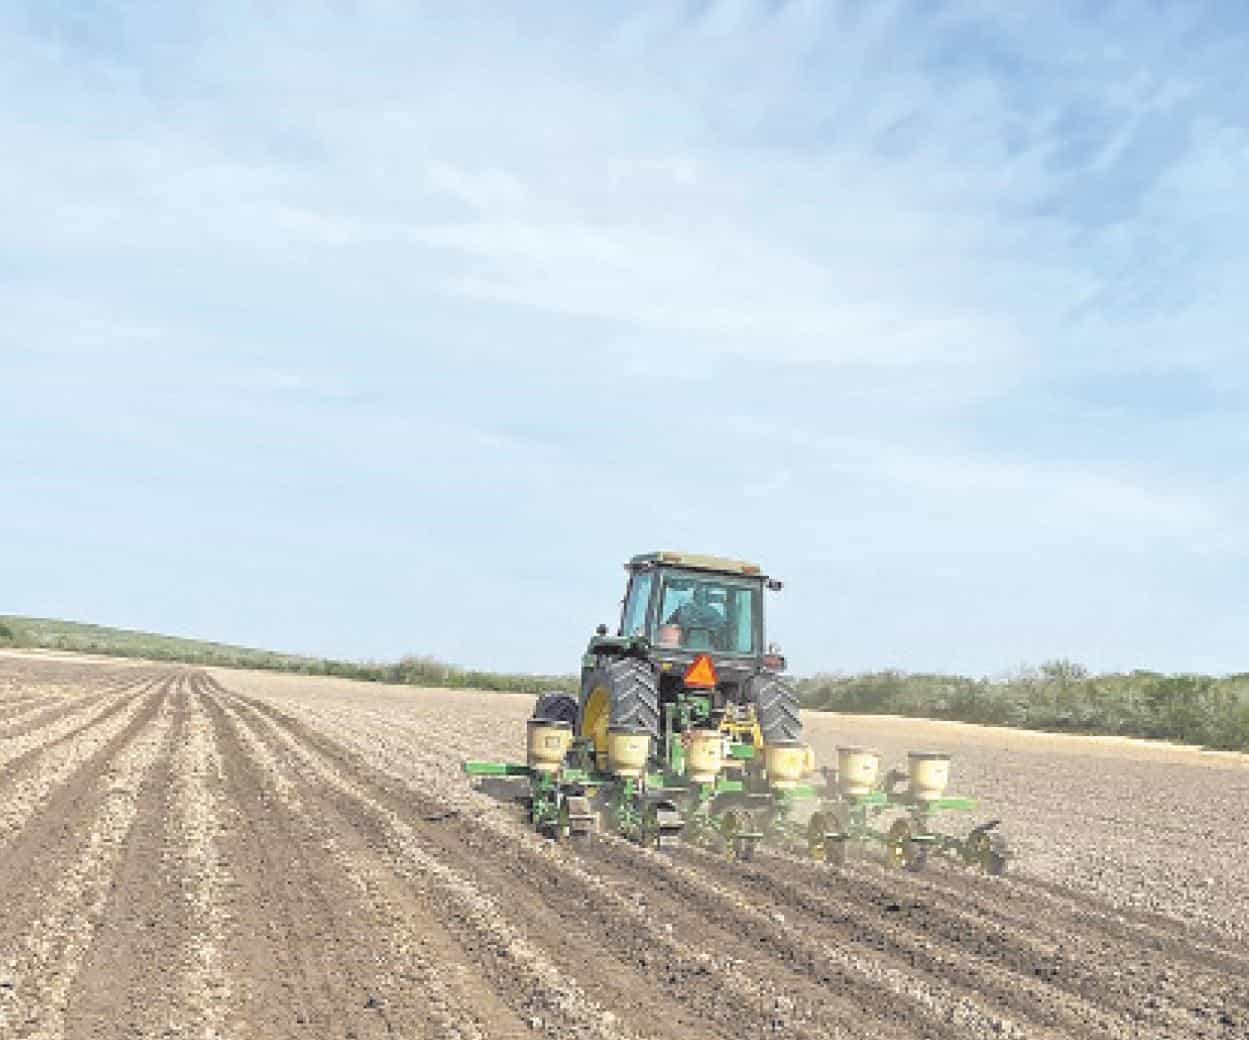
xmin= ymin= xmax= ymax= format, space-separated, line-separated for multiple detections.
xmin=665 ymin=584 xmax=725 ymax=641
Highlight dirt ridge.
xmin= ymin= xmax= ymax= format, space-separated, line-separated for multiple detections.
xmin=0 ymin=654 xmax=1243 ymax=1040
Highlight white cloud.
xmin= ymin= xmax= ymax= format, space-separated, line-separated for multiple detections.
xmin=3 ymin=1 xmax=1249 ymax=672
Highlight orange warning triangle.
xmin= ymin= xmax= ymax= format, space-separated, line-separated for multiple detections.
xmin=683 ymin=654 xmax=717 ymax=688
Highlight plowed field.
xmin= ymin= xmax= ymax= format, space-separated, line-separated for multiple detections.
xmin=1 ymin=651 xmax=1246 ymax=1039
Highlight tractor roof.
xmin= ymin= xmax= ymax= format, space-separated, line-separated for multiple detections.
xmin=628 ymin=551 xmax=766 ymax=578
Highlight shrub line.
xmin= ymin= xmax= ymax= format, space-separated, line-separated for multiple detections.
xmin=4 ymin=620 xmax=1245 ymax=752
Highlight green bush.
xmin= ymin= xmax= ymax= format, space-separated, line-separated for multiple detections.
xmin=797 ymin=664 xmax=1249 ymax=752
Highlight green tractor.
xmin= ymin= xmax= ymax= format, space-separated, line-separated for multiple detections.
xmin=533 ymin=550 xmax=800 ymax=773
xmin=464 ymin=551 xmax=1010 ymax=873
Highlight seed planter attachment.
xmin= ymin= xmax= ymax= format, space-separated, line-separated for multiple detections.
xmin=464 ymin=730 xmax=1009 ymax=874
xmin=463 ymin=551 xmax=1010 ymax=875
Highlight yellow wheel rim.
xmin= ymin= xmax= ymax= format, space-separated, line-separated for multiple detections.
xmin=581 ymin=685 xmax=611 ymax=766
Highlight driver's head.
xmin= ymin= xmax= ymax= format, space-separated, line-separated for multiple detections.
xmin=692 ymin=585 xmax=709 ymax=607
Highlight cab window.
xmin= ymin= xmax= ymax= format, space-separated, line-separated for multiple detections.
xmin=621 ymin=571 xmax=654 ymax=637
xmin=655 ymin=571 xmax=758 ymax=653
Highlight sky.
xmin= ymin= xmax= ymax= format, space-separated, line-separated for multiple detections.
xmin=3 ymin=1 xmax=1249 ymax=677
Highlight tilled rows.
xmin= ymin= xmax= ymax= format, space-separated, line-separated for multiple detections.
xmin=0 ymin=655 xmax=1245 ymax=1040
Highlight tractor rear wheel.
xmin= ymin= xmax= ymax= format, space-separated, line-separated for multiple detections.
xmin=606 ymin=658 xmax=660 ymax=732
xmin=580 ymin=657 xmax=661 ymax=763
xmin=751 ymin=675 xmax=802 ymax=743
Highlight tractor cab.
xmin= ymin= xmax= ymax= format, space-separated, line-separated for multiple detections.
xmin=550 ymin=551 xmax=801 ymax=775
xmin=619 ymin=551 xmax=786 ymax=690
xmin=623 ymin=559 xmax=759 ymax=655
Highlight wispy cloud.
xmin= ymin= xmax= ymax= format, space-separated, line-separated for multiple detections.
xmin=3 ymin=1 xmax=1248 ymax=673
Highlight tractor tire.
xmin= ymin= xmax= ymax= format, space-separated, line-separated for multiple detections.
xmin=582 ymin=657 xmax=661 ymax=738
xmin=750 ymin=675 xmax=802 ymax=743
xmin=532 ymin=691 xmax=580 ymax=727
xmin=605 ymin=657 xmax=661 ymax=735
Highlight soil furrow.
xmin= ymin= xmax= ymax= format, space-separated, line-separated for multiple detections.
xmin=62 ymin=676 xmax=194 ymax=1039
xmin=230 ymin=687 xmax=1068 ymax=1038
xmin=255 ymin=687 xmax=1249 ymax=982
xmin=204 ymin=679 xmax=579 ymax=1038
xmin=0 ymin=674 xmax=151 ymax=739
xmin=218 ymin=684 xmax=953 ymax=1040
xmin=1007 ymin=872 xmax=1249 ymax=966
xmin=747 ymin=847 xmax=1248 ymax=1035
xmin=853 ymin=851 xmax=1249 ymax=973
xmin=225 ymin=681 xmax=1249 ymax=1040
xmin=0 ymin=679 xmax=171 ymax=931
xmin=242 ymin=694 xmax=1183 ymax=1035
xmin=584 ymin=837 xmax=1052 ymax=1040
xmin=0 ymin=678 xmax=165 ymax=854
xmin=672 ymin=844 xmax=1169 ymax=1039
xmin=0 ymin=676 xmax=159 ymax=777
xmin=163 ymin=673 xmax=233 ymax=1038
xmin=0 ymin=679 xmax=178 ymax=1039
xmin=204 ymin=687 xmax=531 ymax=1040
xmin=224 ymin=689 xmax=1015 ymax=1039
xmin=210 ymin=686 xmax=669 ymax=1040
xmin=1 ymin=654 xmax=1243 ymax=1040
xmin=202 ymin=694 xmax=398 ymax=1039
xmin=0 ymin=694 xmax=65 ymax=723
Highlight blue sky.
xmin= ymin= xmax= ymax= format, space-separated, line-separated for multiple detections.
xmin=3 ymin=1 xmax=1249 ymax=675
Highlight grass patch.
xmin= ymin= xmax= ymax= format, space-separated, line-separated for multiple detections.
xmin=0 ymin=616 xmax=575 ymax=696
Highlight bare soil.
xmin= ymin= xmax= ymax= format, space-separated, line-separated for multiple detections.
xmin=0 ymin=651 xmax=1245 ymax=1039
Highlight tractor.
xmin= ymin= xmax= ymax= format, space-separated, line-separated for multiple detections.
xmin=535 ymin=550 xmax=801 ymax=770
xmin=464 ymin=551 xmax=1009 ymax=873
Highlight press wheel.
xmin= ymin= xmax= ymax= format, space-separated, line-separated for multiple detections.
xmin=971 ymin=830 xmax=1008 ymax=875
xmin=718 ymin=807 xmax=756 ymax=862
xmin=808 ymin=809 xmax=847 ymax=866
xmin=886 ymin=818 xmax=926 ymax=872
